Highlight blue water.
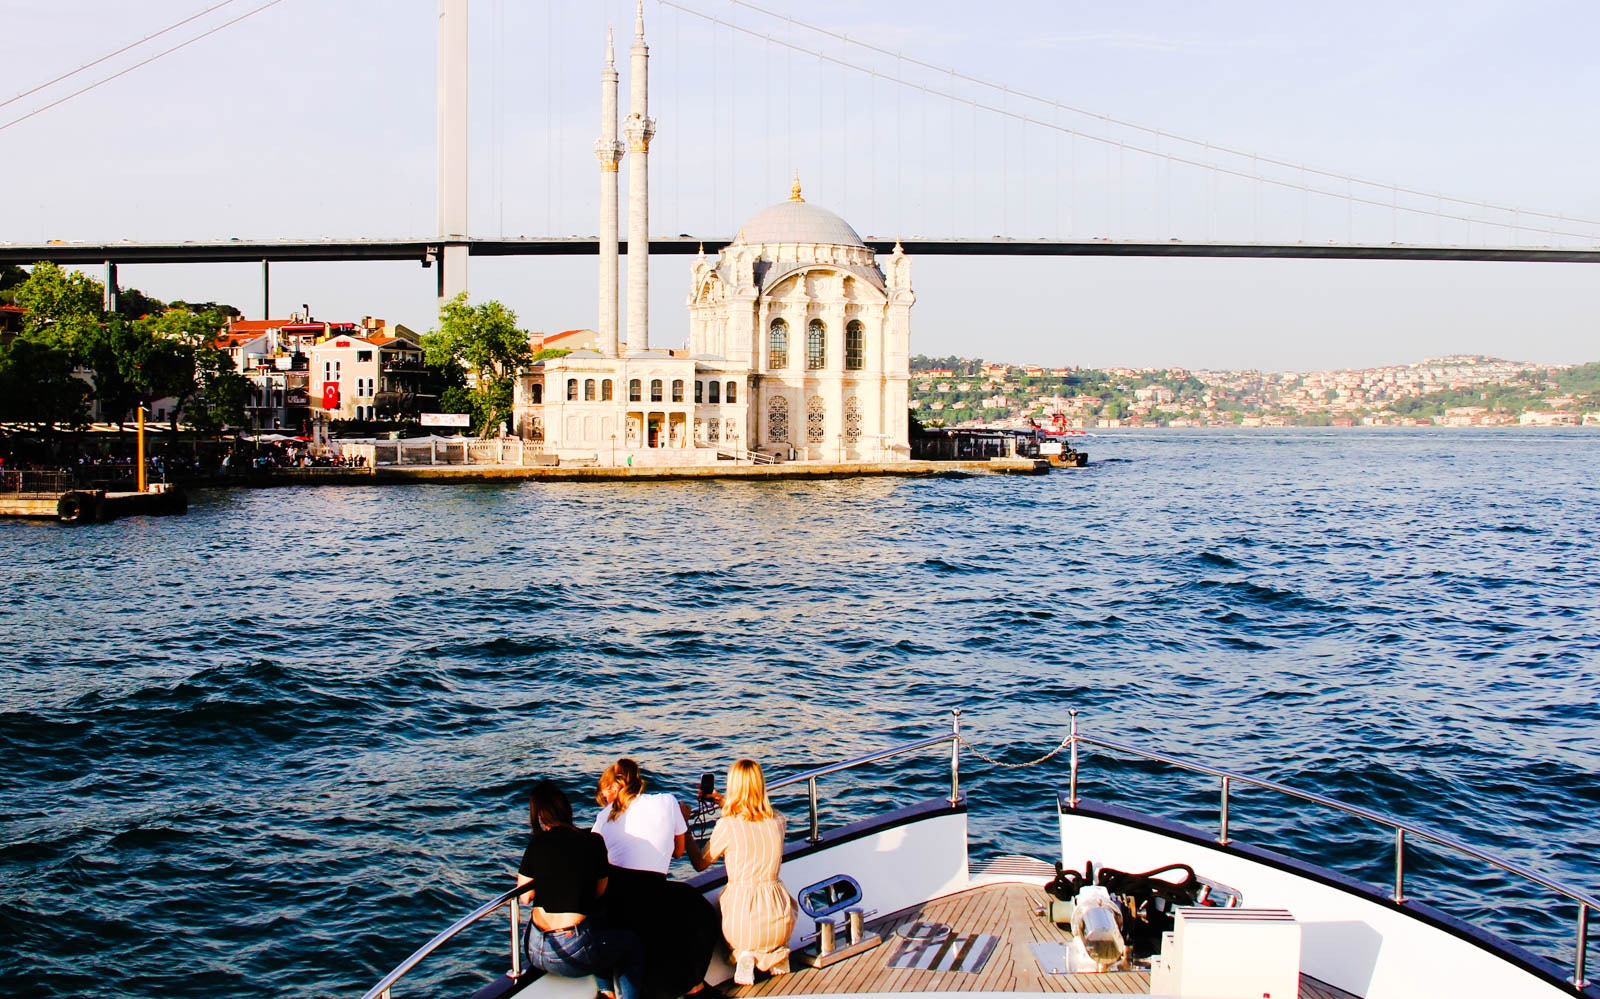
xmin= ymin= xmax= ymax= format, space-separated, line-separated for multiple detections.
xmin=3 ymin=429 xmax=1598 ymax=998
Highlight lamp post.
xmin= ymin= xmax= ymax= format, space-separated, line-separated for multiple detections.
xmin=611 ymin=433 xmax=617 ymax=467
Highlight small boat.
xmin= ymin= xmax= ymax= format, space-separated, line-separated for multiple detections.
xmin=361 ymin=713 xmax=1597 ymax=999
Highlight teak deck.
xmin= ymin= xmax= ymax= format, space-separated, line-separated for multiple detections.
xmin=723 ymin=883 xmax=1358 ymax=998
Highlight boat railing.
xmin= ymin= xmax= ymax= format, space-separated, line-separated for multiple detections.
xmin=359 ymin=725 xmax=962 ymax=999
xmin=1060 ymin=709 xmax=1597 ymax=989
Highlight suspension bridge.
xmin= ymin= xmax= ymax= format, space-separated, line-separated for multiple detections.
xmin=4 ymin=0 xmax=1599 ymax=323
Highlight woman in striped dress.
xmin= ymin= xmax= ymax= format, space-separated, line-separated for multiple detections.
xmin=699 ymin=759 xmax=798 ymax=986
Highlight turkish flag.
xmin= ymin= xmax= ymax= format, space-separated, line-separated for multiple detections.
xmin=322 ymin=382 xmax=340 ymax=410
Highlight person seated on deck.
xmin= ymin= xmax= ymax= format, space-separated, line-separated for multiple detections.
xmin=690 ymin=759 xmax=799 ymax=987
xmin=517 ymin=780 xmax=646 ymax=999
xmin=593 ymin=759 xmax=724 ymax=999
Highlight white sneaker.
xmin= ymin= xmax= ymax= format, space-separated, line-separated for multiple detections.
xmin=768 ymin=957 xmax=790 ymax=977
xmin=734 ymin=955 xmax=755 ymax=986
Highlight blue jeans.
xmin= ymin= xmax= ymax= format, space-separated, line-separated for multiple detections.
xmin=526 ymin=922 xmax=645 ymax=999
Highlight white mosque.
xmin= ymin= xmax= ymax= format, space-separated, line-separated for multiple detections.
xmin=515 ymin=2 xmax=914 ymax=466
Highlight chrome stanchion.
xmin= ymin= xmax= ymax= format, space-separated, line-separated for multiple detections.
xmin=1574 ymin=903 xmax=1589 ymax=989
xmin=509 ymin=897 xmax=522 ymax=978
xmin=1393 ymin=828 xmax=1406 ymax=903
xmin=1219 ymin=775 xmax=1231 ymax=845
xmin=1068 ymin=709 xmax=1079 ymax=808
xmin=949 ymin=708 xmax=961 ymax=806
xmin=808 ymin=776 xmax=820 ymax=843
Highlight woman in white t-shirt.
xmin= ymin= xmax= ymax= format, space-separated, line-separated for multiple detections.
xmin=594 ymin=759 xmax=722 ymax=999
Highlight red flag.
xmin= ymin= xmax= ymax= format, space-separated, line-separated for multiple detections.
xmin=322 ymin=382 xmax=340 ymax=410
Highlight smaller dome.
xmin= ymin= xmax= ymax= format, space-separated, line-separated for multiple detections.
xmin=736 ymin=199 xmax=866 ymax=248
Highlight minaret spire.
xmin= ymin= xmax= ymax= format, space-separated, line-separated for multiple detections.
xmin=595 ymin=25 xmax=623 ymax=356
xmin=624 ymin=0 xmax=654 ymax=352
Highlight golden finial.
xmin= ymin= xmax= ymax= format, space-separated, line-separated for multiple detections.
xmin=789 ymin=171 xmax=804 ymax=202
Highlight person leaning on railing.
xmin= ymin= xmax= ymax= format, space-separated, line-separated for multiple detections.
xmin=515 ymin=781 xmax=645 ymax=999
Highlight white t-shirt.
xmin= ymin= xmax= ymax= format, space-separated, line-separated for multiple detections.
xmin=592 ymin=792 xmax=688 ymax=874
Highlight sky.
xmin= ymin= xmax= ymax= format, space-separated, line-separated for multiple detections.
xmin=3 ymin=0 xmax=1598 ymax=372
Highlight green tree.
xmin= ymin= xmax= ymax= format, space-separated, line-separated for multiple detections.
xmin=134 ymin=307 xmax=240 ymax=431
xmin=421 ymin=293 xmax=531 ymax=436
xmin=0 ymin=337 xmax=90 ymax=428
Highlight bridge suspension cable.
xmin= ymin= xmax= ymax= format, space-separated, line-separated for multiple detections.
xmin=0 ymin=0 xmax=242 ymax=112
xmin=0 ymin=0 xmax=284 ymax=135
xmin=657 ymin=0 xmax=1600 ymax=245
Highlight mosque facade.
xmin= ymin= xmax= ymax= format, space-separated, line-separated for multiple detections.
xmin=515 ymin=2 xmax=913 ymax=465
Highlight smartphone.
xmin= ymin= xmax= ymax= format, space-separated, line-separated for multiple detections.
xmin=698 ymin=772 xmax=716 ymax=802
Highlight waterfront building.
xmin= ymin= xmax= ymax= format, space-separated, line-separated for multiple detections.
xmin=519 ymin=1 xmax=914 ymax=466
xmin=304 ymin=319 xmax=425 ymax=425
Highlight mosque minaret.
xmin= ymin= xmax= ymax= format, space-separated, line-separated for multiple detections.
xmin=594 ymin=28 xmax=623 ymax=357
xmin=514 ymin=2 xmax=913 ymax=466
xmin=623 ymin=0 xmax=655 ymax=352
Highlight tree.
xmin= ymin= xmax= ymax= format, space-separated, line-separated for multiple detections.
xmin=134 ymin=306 xmax=240 ymax=431
xmin=421 ymin=293 xmax=531 ymax=436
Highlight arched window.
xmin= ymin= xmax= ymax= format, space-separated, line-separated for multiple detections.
xmin=708 ymin=380 xmax=720 ymax=404
xmin=566 ymin=378 xmax=578 ymax=401
xmin=671 ymin=379 xmax=684 ymax=402
xmin=601 ymin=379 xmax=613 ymax=401
xmin=846 ymin=320 xmax=865 ymax=370
xmin=629 ymin=378 xmax=642 ymax=402
xmin=695 ymin=380 xmax=703 ymax=404
xmin=725 ymin=381 xmax=737 ymax=403
xmin=531 ymin=383 xmax=543 ymax=404
xmin=807 ymin=319 xmax=826 ymax=369
xmin=650 ymin=378 xmax=663 ymax=402
xmin=806 ymin=396 xmax=826 ymax=442
xmin=768 ymin=397 xmax=789 ymax=442
xmin=845 ymin=396 xmax=862 ymax=441
xmin=769 ymin=319 xmax=789 ymax=369
xmin=584 ymin=378 xmax=596 ymax=401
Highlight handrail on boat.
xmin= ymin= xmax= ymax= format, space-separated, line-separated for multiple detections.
xmin=1060 ymin=709 xmax=1597 ymax=989
xmin=360 ymin=725 xmax=962 ymax=998
xmin=360 ymin=886 xmax=524 ymax=999
xmin=363 ymin=712 xmax=1595 ymax=996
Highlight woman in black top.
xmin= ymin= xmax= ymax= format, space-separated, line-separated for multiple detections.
xmin=517 ymin=781 xmax=645 ymax=999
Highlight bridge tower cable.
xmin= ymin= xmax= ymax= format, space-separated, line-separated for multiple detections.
xmin=669 ymin=0 xmax=1600 ymax=245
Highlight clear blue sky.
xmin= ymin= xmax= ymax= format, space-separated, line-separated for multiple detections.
xmin=4 ymin=0 xmax=1598 ymax=371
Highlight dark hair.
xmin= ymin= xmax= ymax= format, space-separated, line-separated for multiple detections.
xmin=529 ymin=780 xmax=574 ymax=831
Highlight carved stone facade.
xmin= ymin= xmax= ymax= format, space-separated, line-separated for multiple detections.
xmin=686 ymin=183 xmax=914 ymax=462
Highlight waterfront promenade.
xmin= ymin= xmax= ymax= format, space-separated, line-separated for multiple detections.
xmin=182 ymin=458 xmax=1050 ymax=488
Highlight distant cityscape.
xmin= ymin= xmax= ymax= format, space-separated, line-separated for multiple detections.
xmin=910 ymin=354 xmax=1600 ymax=429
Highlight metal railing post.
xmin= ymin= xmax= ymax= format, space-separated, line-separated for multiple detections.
xmin=1219 ymin=775 xmax=1231 ymax=845
xmin=1393 ymin=828 xmax=1406 ymax=903
xmin=509 ymin=896 xmax=522 ymax=978
xmin=949 ymin=708 xmax=961 ymax=806
xmin=1068 ymin=709 xmax=1079 ymax=808
xmin=807 ymin=777 xmax=820 ymax=843
xmin=1574 ymin=904 xmax=1589 ymax=988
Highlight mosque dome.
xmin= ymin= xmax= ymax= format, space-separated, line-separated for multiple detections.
xmin=735 ymin=178 xmax=866 ymax=248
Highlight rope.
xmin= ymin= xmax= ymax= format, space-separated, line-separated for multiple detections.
xmin=957 ymin=733 xmax=1073 ymax=770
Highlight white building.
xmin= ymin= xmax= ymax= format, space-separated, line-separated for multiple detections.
xmin=521 ymin=2 xmax=914 ymax=466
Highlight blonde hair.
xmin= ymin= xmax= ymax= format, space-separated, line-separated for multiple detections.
xmin=723 ymin=758 xmax=776 ymax=822
xmin=597 ymin=758 xmax=645 ymax=821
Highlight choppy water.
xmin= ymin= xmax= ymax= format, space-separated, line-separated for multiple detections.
xmin=3 ymin=429 xmax=1599 ymax=998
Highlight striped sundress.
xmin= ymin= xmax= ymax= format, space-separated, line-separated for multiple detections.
xmin=708 ymin=813 xmax=798 ymax=971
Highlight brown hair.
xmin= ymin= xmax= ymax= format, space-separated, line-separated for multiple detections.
xmin=723 ymin=758 xmax=775 ymax=822
xmin=597 ymin=758 xmax=646 ymax=821
xmin=529 ymin=780 xmax=574 ymax=831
